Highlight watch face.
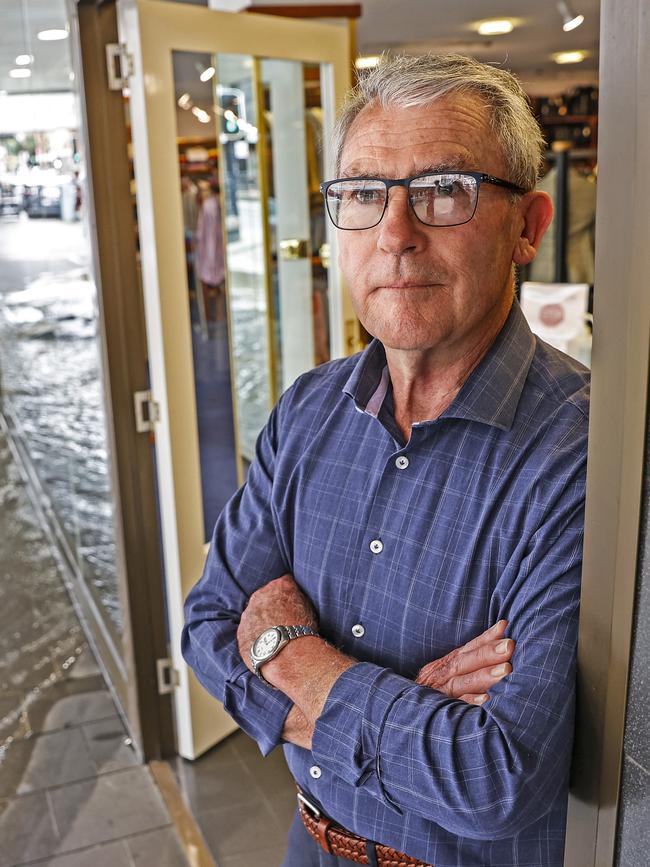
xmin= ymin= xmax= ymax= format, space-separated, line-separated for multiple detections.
xmin=253 ymin=627 xmax=281 ymax=661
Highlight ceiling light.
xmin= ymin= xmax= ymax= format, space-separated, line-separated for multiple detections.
xmin=553 ymin=50 xmax=587 ymax=64
xmin=177 ymin=92 xmax=192 ymax=109
xmin=9 ymin=68 xmax=32 ymax=78
xmin=192 ymin=106 xmax=211 ymax=124
xmin=37 ymin=29 xmax=69 ymax=41
xmin=355 ymin=55 xmax=380 ymax=70
xmin=15 ymin=54 xmax=33 ymax=66
xmin=200 ymin=66 xmax=216 ymax=82
xmin=477 ymin=20 xmax=514 ymax=36
xmin=557 ymin=2 xmax=584 ymax=32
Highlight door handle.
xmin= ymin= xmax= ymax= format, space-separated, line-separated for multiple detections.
xmin=279 ymin=238 xmax=309 ymax=260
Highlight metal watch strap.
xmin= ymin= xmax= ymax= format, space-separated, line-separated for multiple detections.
xmin=283 ymin=625 xmax=318 ymax=640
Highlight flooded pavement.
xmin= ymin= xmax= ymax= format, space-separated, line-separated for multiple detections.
xmin=0 ymin=421 xmax=189 ymax=866
xmin=0 ymin=215 xmax=122 ymax=636
xmin=0 ymin=421 xmax=91 ymax=764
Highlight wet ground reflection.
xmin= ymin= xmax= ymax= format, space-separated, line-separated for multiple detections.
xmin=0 ymin=216 xmax=121 ymax=635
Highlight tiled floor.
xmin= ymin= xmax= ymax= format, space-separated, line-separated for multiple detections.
xmin=0 ymin=424 xmax=189 ymax=867
xmin=172 ymin=730 xmax=297 ymax=867
xmin=1 ymin=400 xmax=302 ymax=867
xmin=0 ymin=415 xmax=300 ymax=867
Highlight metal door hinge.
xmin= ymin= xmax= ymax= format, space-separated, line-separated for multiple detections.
xmin=156 ymin=658 xmax=180 ymax=695
xmin=106 ymin=43 xmax=134 ymax=90
xmin=134 ymin=390 xmax=160 ymax=433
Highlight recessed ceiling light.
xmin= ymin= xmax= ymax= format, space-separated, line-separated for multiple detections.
xmin=477 ymin=20 xmax=514 ymax=36
xmin=9 ymin=68 xmax=32 ymax=79
xmin=192 ymin=106 xmax=211 ymax=124
xmin=178 ymin=92 xmax=192 ymax=109
xmin=553 ymin=50 xmax=587 ymax=64
xmin=200 ymin=66 xmax=215 ymax=82
xmin=355 ymin=55 xmax=380 ymax=70
xmin=563 ymin=13 xmax=584 ymax=31
xmin=557 ymin=2 xmax=585 ymax=32
xmin=37 ymin=29 xmax=69 ymax=42
xmin=15 ymin=54 xmax=33 ymax=66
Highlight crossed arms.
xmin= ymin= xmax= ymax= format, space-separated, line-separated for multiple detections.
xmin=236 ymin=573 xmax=515 ymax=750
xmin=181 ymin=400 xmax=585 ymax=840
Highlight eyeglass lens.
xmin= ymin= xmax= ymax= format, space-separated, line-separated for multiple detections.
xmin=325 ymin=173 xmax=480 ymax=229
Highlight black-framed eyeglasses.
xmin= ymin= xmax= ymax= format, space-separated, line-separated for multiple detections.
xmin=319 ymin=171 xmax=526 ymax=231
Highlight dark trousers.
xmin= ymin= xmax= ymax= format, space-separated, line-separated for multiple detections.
xmin=281 ymin=809 xmax=355 ymax=866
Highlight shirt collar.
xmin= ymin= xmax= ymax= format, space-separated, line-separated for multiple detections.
xmin=342 ymin=301 xmax=536 ymax=432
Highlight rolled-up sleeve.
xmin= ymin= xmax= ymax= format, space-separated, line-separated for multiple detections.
xmin=181 ymin=403 xmax=293 ymax=755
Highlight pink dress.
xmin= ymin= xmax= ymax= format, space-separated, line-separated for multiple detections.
xmin=195 ymin=194 xmax=225 ymax=287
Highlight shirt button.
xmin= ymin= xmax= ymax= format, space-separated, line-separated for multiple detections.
xmin=369 ymin=539 xmax=383 ymax=554
xmin=352 ymin=623 xmax=365 ymax=638
xmin=309 ymin=765 xmax=322 ymax=779
xmin=395 ymin=455 xmax=410 ymax=470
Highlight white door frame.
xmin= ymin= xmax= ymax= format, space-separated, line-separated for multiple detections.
xmin=116 ymin=0 xmax=350 ymax=759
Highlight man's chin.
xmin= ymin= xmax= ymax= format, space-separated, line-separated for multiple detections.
xmin=367 ymin=322 xmax=449 ymax=354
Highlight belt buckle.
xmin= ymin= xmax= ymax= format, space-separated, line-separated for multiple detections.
xmin=297 ymin=790 xmax=321 ymax=819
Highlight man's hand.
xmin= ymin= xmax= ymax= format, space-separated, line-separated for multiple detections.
xmin=237 ymin=573 xmax=318 ymax=671
xmin=277 ymin=619 xmax=514 ymax=750
xmin=237 ymin=576 xmax=514 ymax=747
xmin=416 ymin=620 xmax=514 ymax=705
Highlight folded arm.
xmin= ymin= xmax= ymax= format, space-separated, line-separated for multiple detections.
xmin=236 ymin=491 xmax=584 ymax=840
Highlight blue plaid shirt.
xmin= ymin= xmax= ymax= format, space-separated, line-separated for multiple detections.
xmin=182 ymin=301 xmax=589 ymax=866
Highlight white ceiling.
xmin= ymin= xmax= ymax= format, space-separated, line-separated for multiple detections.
xmin=0 ymin=0 xmax=71 ymax=95
xmin=0 ymin=0 xmax=600 ymax=99
xmin=253 ymin=0 xmax=601 ymax=94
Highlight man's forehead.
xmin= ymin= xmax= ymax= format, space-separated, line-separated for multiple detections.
xmin=339 ymin=96 xmax=499 ymax=176
xmin=341 ymin=153 xmax=470 ymax=178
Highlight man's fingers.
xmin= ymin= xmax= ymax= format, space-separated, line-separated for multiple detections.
xmin=460 ymin=620 xmax=508 ymax=653
xmin=458 ymin=693 xmax=490 ymax=706
xmin=445 ymin=662 xmax=512 ymax=697
xmin=451 ymin=636 xmax=515 ymax=677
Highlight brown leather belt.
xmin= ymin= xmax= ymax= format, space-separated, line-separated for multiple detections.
xmin=297 ymin=790 xmax=432 ymax=867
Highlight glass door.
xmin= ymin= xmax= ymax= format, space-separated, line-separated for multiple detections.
xmin=117 ymin=0 xmax=351 ymax=759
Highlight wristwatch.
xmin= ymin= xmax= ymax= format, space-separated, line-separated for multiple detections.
xmin=250 ymin=625 xmax=319 ymax=684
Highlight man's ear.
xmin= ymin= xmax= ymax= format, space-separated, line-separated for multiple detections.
xmin=512 ymin=191 xmax=554 ymax=266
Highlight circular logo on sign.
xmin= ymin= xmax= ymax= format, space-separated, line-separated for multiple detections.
xmin=539 ymin=303 xmax=565 ymax=328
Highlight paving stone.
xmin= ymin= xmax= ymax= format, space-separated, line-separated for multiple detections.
xmin=82 ymin=716 xmax=139 ymax=774
xmin=48 ymin=767 xmax=170 ymax=854
xmin=22 ymin=839 xmax=133 ymax=867
xmin=126 ymin=826 xmax=189 ymax=867
xmin=197 ymin=799 xmax=287 ymax=862
xmin=0 ymin=791 xmax=59 ymax=867
xmin=0 ymin=727 xmax=95 ymax=799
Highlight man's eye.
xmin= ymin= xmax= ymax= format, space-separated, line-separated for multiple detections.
xmin=353 ymin=188 xmax=382 ymax=204
xmin=435 ymin=183 xmax=456 ymax=197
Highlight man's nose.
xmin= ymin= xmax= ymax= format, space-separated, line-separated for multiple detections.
xmin=376 ymin=187 xmax=427 ymax=254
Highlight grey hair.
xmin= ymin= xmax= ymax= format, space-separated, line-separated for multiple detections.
xmin=333 ymin=53 xmax=545 ymax=191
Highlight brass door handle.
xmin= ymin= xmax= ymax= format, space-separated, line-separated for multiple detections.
xmin=279 ymin=238 xmax=309 ymax=260
xmin=319 ymin=242 xmax=330 ymax=269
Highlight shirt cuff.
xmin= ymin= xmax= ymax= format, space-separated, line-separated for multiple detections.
xmin=311 ymin=661 xmax=411 ymax=805
xmin=223 ymin=661 xmax=294 ymax=755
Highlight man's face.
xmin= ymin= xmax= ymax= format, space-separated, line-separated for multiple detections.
xmin=337 ymin=95 xmax=530 ymax=354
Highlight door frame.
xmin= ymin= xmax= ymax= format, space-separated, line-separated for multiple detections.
xmin=70 ymin=0 xmax=175 ymax=761
xmin=564 ymin=0 xmax=650 ymax=862
xmin=116 ymin=0 xmax=351 ymax=759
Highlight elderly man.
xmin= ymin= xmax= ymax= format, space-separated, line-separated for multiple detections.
xmin=182 ymin=54 xmax=588 ymax=867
